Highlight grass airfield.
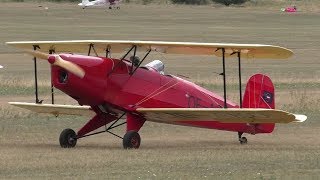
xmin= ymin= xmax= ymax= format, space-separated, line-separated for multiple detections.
xmin=0 ymin=2 xmax=320 ymax=179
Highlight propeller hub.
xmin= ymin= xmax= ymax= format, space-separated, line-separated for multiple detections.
xmin=48 ymin=55 xmax=56 ymax=64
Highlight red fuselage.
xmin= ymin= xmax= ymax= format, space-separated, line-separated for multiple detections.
xmin=52 ymin=54 xmax=271 ymax=134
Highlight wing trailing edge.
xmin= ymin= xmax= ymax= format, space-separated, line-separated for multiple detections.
xmin=137 ymin=108 xmax=307 ymax=124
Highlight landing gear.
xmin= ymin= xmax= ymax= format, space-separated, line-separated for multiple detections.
xmin=123 ymin=131 xmax=141 ymax=149
xmin=57 ymin=112 xmax=144 ymax=149
xmin=238 ymin=132 xmax=247 ymax=144
xmin=59 ymin=128 xmax=77 ymax=148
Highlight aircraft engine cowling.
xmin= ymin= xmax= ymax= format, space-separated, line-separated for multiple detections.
xmin=52 ymin=54 xmax=112 ymax=106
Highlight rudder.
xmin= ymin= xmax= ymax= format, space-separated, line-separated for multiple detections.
xmin=243 ymin=74 xmax=275 ymax=133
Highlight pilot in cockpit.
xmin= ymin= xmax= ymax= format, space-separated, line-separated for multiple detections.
xmin=130 ymin=55 xmax=165 ymax=75
xmin=129 ymin=56 xmax=141 ymax=67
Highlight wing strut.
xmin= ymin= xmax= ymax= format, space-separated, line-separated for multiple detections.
xmin=107 ymin=45 xmax=136 ymax=76
xmin=106 ymin=45 xmax=111 ymax=58
xmin=32 ymin=45 xmax=42 ymax=104
xmin=222 ymin=48 xmax=227 ymax=108
xmin=31 ymin=45 xmax=56 ymax=104
xmin=218 ymin=49 xmax=244 ymax=109
xmin=237 ymin=52 xmax=242 ymax=108
xmin=130 ymin=48 xmax=152 ymax=75
xmin=87 ymin=43 xmax=98 ymax=56
xmin=49 ymin=49 xmax=55 ymax=104
xmin=231 ymin=51 xmax=243 ymax=108
xmin=216 ymin=48 xmax=228 ymax=108
xmin=130 ymin=45 xmax=137 ymax=74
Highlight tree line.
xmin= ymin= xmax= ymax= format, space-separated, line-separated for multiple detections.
xmin=170 ymin=0 xmax=248 ymax=6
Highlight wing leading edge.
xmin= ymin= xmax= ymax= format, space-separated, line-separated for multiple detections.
xmin=9 ymin=102 xmax=94 ymax=116
xmin=137 ymin=108 xmax=307 ymax=124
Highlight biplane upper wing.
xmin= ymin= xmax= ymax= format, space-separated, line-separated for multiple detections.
xmin=6 ymin=40 xmax=293 ymax=59
xmin=9 ymin=102 xmax=94 ymax=116
xmin=137 ymin=108 xmax=307 ymax=124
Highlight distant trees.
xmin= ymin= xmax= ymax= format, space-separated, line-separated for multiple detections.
xmin=170 ymin=0 xmax=208 ymax=5
xmin=212 ymin=0 xmax=248 ymax=6
xmin=171 ymin=0 xmax=248 ymax=6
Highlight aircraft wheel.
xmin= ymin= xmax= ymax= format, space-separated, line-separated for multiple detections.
xmin=239 ymin=137 xmax=247 ymax=144
xmin=123 ymin=131 xmax=141 ymax=149
xmin=59 ymin=128 xmax=77 ymax=148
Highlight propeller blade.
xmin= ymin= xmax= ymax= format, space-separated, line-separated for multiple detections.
xmin=24 ymin=50 xmax=85 ymax=78
xmin=53 ymin=55 xmax=85 ymax=78
xmin=25 ymin=50 xmax=50 ymax=60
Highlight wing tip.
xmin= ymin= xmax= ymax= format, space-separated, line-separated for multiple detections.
xmin=8 ymin=101 xmax=19 ymax=105
xmin=293 ymin=114 xmax=307 ymax=122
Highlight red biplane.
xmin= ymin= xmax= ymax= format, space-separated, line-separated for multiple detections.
xmin=6 ymin=40 xmax=307 ymax=149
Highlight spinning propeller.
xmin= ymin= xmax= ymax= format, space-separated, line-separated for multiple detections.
xmin=26 ymin=50 xmax=85 ymax=78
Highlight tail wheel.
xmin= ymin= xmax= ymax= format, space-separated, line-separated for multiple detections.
xmin=59 ymin=128 xmax=77 ymax=148
xmin=123 ymin=131 xmax=141 ymax=149
xmin=239 ymin=137 xmax=248 ymax=144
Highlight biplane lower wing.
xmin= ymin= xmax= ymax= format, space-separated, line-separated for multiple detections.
xmin=137 ymin=108 xmax=307 ymax=124
xmin=9 ymin=102 xmax=94 ymax=116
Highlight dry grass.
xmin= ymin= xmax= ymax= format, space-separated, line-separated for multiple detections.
xmin=0 ymin=2 xmax=319 ymax=179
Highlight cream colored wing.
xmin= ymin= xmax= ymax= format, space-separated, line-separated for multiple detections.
xmin=137 ymin=108 xmax=306 ymax=124
xmin=9 ymin=102 xmax=94 ymax=116
xmin=6 ymin=40 xmax=293 ymax=59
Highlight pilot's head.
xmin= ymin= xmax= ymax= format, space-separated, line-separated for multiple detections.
xmin=130 ymin=56 xmax=140 ymax=67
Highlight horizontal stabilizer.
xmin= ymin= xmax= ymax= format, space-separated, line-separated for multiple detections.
xmin=137 ymin=108 xmax=307 ymax=124
xmin=9 ymin=102 xmax=94 ymax=116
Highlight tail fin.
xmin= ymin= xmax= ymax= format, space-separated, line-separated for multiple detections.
xmin=243 ymin=74 xmax=275 ymax=133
